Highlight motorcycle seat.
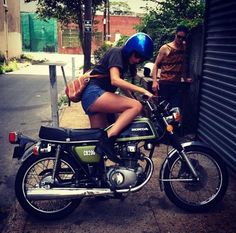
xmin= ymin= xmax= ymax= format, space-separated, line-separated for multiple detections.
xmin=39 ymin=125 xmax=104 ymax=142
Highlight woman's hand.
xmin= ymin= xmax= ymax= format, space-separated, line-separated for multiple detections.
xmin=143 ymin=90 xmax=153 ymax=99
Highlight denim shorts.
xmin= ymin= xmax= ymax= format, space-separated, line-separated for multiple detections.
xmin=81 ymin=83 xmax=106 ymax=115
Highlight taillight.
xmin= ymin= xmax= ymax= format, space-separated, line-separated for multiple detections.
xmin=9 ymin=132 xmax=20 ymax=144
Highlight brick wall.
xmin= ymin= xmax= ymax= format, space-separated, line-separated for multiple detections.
xmin=94 ymin=15 xmax=141 ymax=42
xmin=58 ymin=15 xmax=141 ymax=54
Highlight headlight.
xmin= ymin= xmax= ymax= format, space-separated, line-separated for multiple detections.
xmin=172 ymin=108 xmax=181 ymax=122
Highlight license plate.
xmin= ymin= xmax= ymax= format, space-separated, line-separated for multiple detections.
xmin=13 ymin=146 xmax=25 ymax=159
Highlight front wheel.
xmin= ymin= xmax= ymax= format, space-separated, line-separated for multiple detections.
xmin=163 ymin=145 xmax=228 ymax=212
xmin=15 ymin=154 xmax=82 ymax=220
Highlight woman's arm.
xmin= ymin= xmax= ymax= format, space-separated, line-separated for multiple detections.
xmin=110 ymin=67 xmax=152 ymax=97
xmin=121 ymin=89 xmax=135 ymax=98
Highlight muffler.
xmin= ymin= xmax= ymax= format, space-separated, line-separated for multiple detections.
xmin=27 ymin=156 xmax=154 ymax=201
xmin=27 ymin=188 xmax=113 ymax=200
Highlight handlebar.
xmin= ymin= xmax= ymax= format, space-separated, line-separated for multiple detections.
xmin=139 ymin=95 xmax=181 ymax=125
xmin=140 ymin=95 xmax=172 ymax=115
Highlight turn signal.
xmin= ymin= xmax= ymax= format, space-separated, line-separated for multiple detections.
xmin=166 ymin=124 xmax=174 ymax=132
xmin=173 ymin=112 xmax=181 ymax=122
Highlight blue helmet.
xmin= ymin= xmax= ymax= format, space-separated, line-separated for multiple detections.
xmin=123 ymin=32 xmax=154 ymax=61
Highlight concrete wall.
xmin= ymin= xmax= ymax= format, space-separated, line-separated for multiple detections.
xmin=0 ymin=0 xmax=21 ymax=59
xmin=0 ymin=2 xmax=7 ymax=58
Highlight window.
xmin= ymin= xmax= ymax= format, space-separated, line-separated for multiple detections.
xmin=62 ymin=29 xmax=80 ymax=48
xmin=3 ymin=0 xmax=8 ymax=7
xmin=94 ymin=32 xmax=103 ymax=46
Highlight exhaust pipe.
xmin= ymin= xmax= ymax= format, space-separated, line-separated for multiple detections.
xmin=27 ymin=156 xmax=154 ymax=201
xmin=27 ymin=188 xmax=113 ymax=200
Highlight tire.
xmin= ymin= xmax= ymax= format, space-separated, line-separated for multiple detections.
xmin=15 ymin=154 xmax=82 ymax=220
xmin=163 ymin=145 xmax=228 ymax=212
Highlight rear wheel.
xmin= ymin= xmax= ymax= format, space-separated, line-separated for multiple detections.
xmin=163 ymin=146 xmax=228 ymax=212
xmin=15 ymin=155 xmax=82 ymax=220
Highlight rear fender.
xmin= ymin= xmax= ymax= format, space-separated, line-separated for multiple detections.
xmin=12 ymin=134 xmax=37 ymax=160
xmin=20 ymin=143 xmax=37 ymax=163
xmin=159 ymin=141 xmax=213 ymax=191
xmin=20 ymin=141 xmax=53 ymax=163
xmin=19 ymin=134 xmax=36 ymax=145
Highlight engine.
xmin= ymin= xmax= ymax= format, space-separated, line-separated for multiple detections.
xmin=106 ymin=165 xmax=143 ymax=189
xmin=107 ymin=142 xmax=143 ymax=189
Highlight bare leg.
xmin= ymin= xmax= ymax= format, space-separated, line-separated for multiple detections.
xmin=88 ymin=113 xmax=109 ymax=128
xmin=89 ymin=92 xmax=142 ymax=137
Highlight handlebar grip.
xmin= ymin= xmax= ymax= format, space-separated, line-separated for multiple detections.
xmin=142 ymin=94 xmax=150 ymax=101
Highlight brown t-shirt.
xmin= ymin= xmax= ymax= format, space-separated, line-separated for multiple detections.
xmin=160 ymin=44 xmax=185 ymax=82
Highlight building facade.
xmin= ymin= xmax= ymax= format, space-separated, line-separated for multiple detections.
xmin=0 ymin=0 xmax=21 ymax=59
xmin=21 ymin=13 xmax=140 ymax=54
xmin=58 ymin=15 xmax=140 ymax=54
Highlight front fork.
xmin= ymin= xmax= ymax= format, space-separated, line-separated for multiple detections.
xmin=163 ymin=116 xmax=199 ymax=180
xmin=168 ymin=133 xmax=199 ymax=180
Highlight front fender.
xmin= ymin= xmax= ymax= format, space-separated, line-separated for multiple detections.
xmin=159 ymin=140 xmax=213 ymax=191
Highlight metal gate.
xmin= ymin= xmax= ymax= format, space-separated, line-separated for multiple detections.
xmin=198 ymin=0 xmax=236 ymax=171
xmin=21 ymin=13 xmax=58 ymax=52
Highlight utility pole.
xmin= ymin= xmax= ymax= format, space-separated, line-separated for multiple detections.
xmin=103 ymin=0 xmax=107 ymax=41
xmin=84 ymin=0 xmax=92 ymax=72
xmin=107 ymin=0 xmax=110 ymax=41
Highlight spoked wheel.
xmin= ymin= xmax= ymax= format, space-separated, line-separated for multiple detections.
xmin=163 ymin=146 xmax=228 ymax=212
xmin=15 ymin=155 xmax=82 ymax=219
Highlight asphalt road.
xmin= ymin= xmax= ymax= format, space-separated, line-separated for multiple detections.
xmin=0 ymin=54 xmax=83 ymax=230
xmin=3 ymin=152 xmax=236 ymax=233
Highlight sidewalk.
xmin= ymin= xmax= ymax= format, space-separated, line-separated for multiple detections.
xmin=16 ymin=52 xmax=85 ymax=78
xmin=59 ymin=102 xmax=90 ymax=128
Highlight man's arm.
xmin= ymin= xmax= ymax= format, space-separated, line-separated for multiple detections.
xmin=152 ymin=46 xmax=167 ymax=94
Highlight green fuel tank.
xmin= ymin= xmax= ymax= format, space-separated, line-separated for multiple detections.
xmin=106 ymin=117 xmax=161 ymax=142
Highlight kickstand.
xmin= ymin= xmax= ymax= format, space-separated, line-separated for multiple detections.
xmin=113 ymin=192 xmax=126 ymax=201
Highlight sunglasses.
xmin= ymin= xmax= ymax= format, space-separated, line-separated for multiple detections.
xmin=176 ymin=34 xmax=186 ymax=40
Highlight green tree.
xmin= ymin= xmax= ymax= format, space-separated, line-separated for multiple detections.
xmin=109 ymin=1 xmax=132 ymax=15
xmin=93 ymin=35 xmax=129 ymax=64
xmin=137 ymin=0 xmax=205 ymax=57
xmin=25 ymin=0 xmax=104 ymax=53
xmin=97 ymin=1 xmax=132 ymax=15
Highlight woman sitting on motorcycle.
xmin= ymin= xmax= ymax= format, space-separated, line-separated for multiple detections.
xmin=81 ymin=33 xmax=154 ymax=163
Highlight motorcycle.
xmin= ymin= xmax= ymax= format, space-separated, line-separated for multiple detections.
xmin=9 ymin=96 xmax=228 ymax=220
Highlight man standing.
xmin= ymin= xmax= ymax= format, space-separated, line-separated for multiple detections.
xmin=152 ymin=25 xmax=191 ymax=108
